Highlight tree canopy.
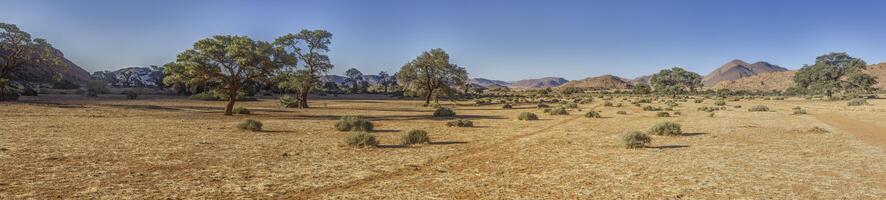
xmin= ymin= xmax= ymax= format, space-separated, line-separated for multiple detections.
xmin=793 ymin=52 xmax=877 ymax=97
xmin=273 ymin=29 xmax=333 ymax=108
xmin=163 ymin=35 xmax=284 ymax=115
xmin=0 ymin=22 xmax=62 ymax=100
xmin=396 ymin=48 xmax=468 ymax=105
xmin=649 ymin=67 xmax=702 ymax=97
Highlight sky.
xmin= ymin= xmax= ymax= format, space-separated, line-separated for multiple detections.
xmin=2 ymin=0 xmax=886 ymax=81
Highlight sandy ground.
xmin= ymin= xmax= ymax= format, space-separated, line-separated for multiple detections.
xmin=1 ymin=94 xmax=885 ymax=199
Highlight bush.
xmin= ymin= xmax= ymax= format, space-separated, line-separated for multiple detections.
xmin=124 ymin=90 xmax=138 ymax=99
xmin=656 ymin=112 xmax=670 ymax=117
xmin=673 ymin=111 xmax=681 ymax=116
xmin=446 ymin=119 xmax=474 ymax=127
xmin=714 ymin=100 xmax=726 ymax=106
xmin=748 ymin=105 xmax=770 ymax=112
xmin=648 ymin=122 xmax=682 ymax=136
xmin=234 ymin=107 xmax=251 ymax=114
xmin=346 ymin=132 xmax=378 ymax=147
xmin=622 ymin=131 xmax=652 ymax=149
xmin=584 ymin=111 xmax=601 ymax=118
xmin=693 ymin=99 xmax=704 ymax=103
xmin=85 ymin=80 xmax=109 ymax=97
xmin=563 ymin=102 xmax=579 ymax=108
xmin=616 ymin=111 xmax=627 ymax=115
xmin=548 ymin=107 xmax=569 ymax=115
xmin=401 ymin=129 xmax=430 ymax=146
xmin=793 ymin=109 xmax=807 ymax=115
xmin=708 ymin=113 xmax=715 ymax=117
xmin=279 ymin=95 xmax=298 ymax=108
xmin=517 ymin=112 xmax=539 ymax=120
xmin=502 ymin=103 xmax=513 ymax=109
xmin=733 ymin=105 xmax=742 ymax=109
xmin=642 ymin=105 xmax=662 ymax=111
xmin=433 ymin=107 xmax=456 ymax=117
xmin=237 ymin=119 xmax=263 ymax=131
xmin=847 ymin=98 xmax=867 ymax=106
xmin=190 ymin=90 xmax=256 ymax=101
xmin=537 ymin=103 xmax=550 ymax=108
xmin=603 ymin=101 xmax=614 ymax=107
xmin=335 ymin=116 xmax=374 ymax=132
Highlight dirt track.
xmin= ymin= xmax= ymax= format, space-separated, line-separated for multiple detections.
xmin=813 ymin=114 xmax=886 ymax=147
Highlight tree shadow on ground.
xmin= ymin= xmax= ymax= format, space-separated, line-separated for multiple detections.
xmin=682 ymin=132 xmax=708 ymax=136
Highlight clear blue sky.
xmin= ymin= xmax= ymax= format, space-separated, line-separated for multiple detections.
xmin=2 ymin=0 xmax=886 ymax=81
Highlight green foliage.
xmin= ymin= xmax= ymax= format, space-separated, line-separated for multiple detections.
xmin=273 ymin=29 xmax=334 ymax=109
xmin=1 ymin=23 xmax=63 ymax=86
xmin=847 ymin=98 xmax=867 ymax=106
xmin=622 ymin=131 xmax=652 ymax=149
xmin=279 ymin=95 xmax=298 ymax=108
xmin=346 ymin=132 xmax=378 ymax=147
xmin=433 ymin=107 xmax=456 ymax=117
xmin=517 ymin=112 xmax=539 ymax=120
xmin=237 ymin=119 xmax=263 ymax=131
xmin=401 ymin=129 xmax=430 ymax=146
xmin=584 ymin=111 xmax=601 ymax=118
xmin=335 ymin=116 xmax=374 ymax=132
xmin=85 ymin=80 xmax=109 ymax=97
xmin=650 ymin=67 xmax=702 ymax=96
xmin=793 ymin=52 xmax=877 ymax=97
xmin=632 ymin=84 xmax=651 ymax=94
xmin=396 ymin=48 xmax=469 ymax=105
xmin=748 ymin=105 xmax=770 ymax=112
xmin=649 ymin=122 xmax=682 ymax=136
xmin=446 ymin=119 xmax=474 ymax=127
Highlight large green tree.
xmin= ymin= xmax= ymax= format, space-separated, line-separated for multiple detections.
xmin=0 ymin=23 xmax=61 ymax=100
xmin=273 ymin=29 xmax=333 ymax=108
xmin=164 ymin=35 xmax=284 ymax=115
xmin=396 ymin=48 xmax=468 ymax=105
xmin=343 ymin=67 xmax=366 ymax=93
xmin=794 ymin=52 xmax=877 ymax=97
xmin=649 ymin=67 xmax=702 ymax=97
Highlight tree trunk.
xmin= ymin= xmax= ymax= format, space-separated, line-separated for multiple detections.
xmin=424 ymin=91 xmax=433 ymax=106
xmin=298 ymin=90 xmax=309 ymax=108
xmin=224 ymin=83 xmax=238 ymax=115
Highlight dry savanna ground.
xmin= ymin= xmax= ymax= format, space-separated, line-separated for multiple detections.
xmin=1 ymin=94 xmax=886 ymax=199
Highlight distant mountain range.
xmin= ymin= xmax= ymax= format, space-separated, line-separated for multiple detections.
xmin=557 ymin=75 xmax=632 ymax=90
xmin=8 ymin=49 xmax=91 ymax=85
xmin=92 ymin=67 xmax=163 ymax=87
xmin=702 ymin=59 xmax=788 ymax=88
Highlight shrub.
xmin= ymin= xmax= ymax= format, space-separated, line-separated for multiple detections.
xmin=537 ymin=103 xmax=550 ymax=108
xmin=656 ymin=112 xmax=670 ymax=117
xmin=124 ymin=90 xmax=138 ymax=99
xmin=673 ymin=111 xmax=681 ymax=116
xmin=233 ymin=107 xmax=251 ymax=114
xmin=693 ymin=99 xmax=704 ymax=103
xmin=335 ymin=116 xmax=374 ymax=132
xmin=847 ymin=98 xmax=867 ymax=106
xmin=446 ymin=119 xmax=474 ymax=127
xmin=793 ymin=109 xmax=807 ymax=115
xmin=642 ymin=105 xmax=662 ymax=111
xmin=648 ymin=122 xmax=682 ymax=136
xmin=517 ymin=112 xmax=539 ymax=120
xmin=616 ymin=111 xmax=627 ymax=115
xmin=85 ymin=80 xmax=109 ymax=97
xmin=748 ymin=105 xmax=770 ymax=112
xmin=584 ymin=111 xmax=601 ymax=118
xmin=714 ymin=100 xmax=726 ymax=106
xmin=279 ymin=95 xmax=298 ymax=108
xmin=548 ymin=107 xmax=569 ymax=115
xmin=708 ymin=113 xmax=715 ymax=117
xmin=502 ymin=103 xmax=513 ymax=109
xmin=433 ymin=107 xmax=456 ymax=117
xmin=346 ymin=132 xmax=378 ymax=147
xmin=236 ymin=119 xmax=263 ymax=131
xmin=603 ymin=101 xmax=614 ymax=107
xmin=401 ymin=129 xmax=430 ymax=146
xmin=564 ymin=102 xmax=579 ymax=108
xmin=622 ymin=131 xmax=651 ymax=149
xmin=733 ymin=105 xmax=742 ymax=109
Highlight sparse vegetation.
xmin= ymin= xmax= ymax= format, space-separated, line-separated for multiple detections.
xmin=433 ymin=107 xmax=456 ymax=117
xmin=616 ymin=111 xmax=627 ymax=115
xmin=847 ymin=98 xmax=867 ymax=106
xmin=584 ymin=111 xmax=601 ymax=118
xmin=649 ymin=122 xmax=682 ymax=136
xmin=401 ymin=129 xmax=430 ymax=146
xmin=346 ymin=132 xmax=378 ymax=147
xmin=446 ymin=119 xmax=474 ymax=127
xmin=335 ymin=116 xmax=374 ymax=132
xmin=517 ymin=112 xmax=539 ymax=120
xmin=748 ymin=105 xmax=770 ymax=112
xmin=237 ymin=119 xmax=263 ymax=131
xmin=233 ymin=107 xmax=251 ymax=115
xmin=548 ymin=107 xmax=569 ymax=115
xmin=656 ymin=112 xmax=670 ymax=117
xmin=621 ymin=131 xmax=651 ymax=149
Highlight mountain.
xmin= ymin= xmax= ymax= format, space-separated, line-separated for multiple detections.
xmin=557 ymin=75 xmax=632 ymax=90
xmin=509 ymin=77 xmax=568 ymax=89
xmin=630 ymin=75 xmax=652 ymax=86
xmin=320 ymin=75 xmax=347 ymax=84
xmin=8 ymin=49 xmax=91 ymax=85
xmin=864 ymin=62 xmax=886 ymax=89
xmin=471 ymin=78 xmax=510 ymax=88
xmin=92 ymin=67 xmax=163 ymax=87
xmin=702 ymin=59 xmax=787 ymax=87
xmin=710 ymin=70 xmax=796 ymax=92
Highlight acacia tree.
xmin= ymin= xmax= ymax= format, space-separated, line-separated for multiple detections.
xmin=343 ymin=67 xmax=366 ymax=93
xmin=0 ymin=23 xmax=61 ymax=100
xmin=794 ymin=52 xmax=877 ymax=97
xmin=164 ymin=35 xmax=284 ymax=115
xmin=274 ymin=29 xmax=333 ymax=108
xmin=396 ymin=48 xmax=468 ymax=106
xmin=649 ymin=67 xmax=702 ymax=97
xmin=377 ymin=70 xmax=394 ymax=94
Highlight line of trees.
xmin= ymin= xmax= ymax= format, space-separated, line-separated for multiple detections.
xmin=0 ymin=23 xmax=63 ymax=101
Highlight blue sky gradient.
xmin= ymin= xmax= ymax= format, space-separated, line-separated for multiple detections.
xmin=2 ymin=0 xmax=886 ymax=80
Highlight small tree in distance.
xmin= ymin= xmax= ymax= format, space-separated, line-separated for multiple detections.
xmin=649 ymin=67 xmax=702 ymax=97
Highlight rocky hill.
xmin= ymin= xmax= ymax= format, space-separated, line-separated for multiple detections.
xmin=471 ymin=78 xmax=510 ymax=88
xmin=702 ymin=59 xmax=787 ymax=87
xmin=630 ymin=75 xmax=652 ymax=86
xmin=710 ymin=70 xmax=796 ymax=92
xmin=864 ymin=62 xmax=886 ymax=89
xmin=92 ymin=67 xmax=163 ymax=87
xmin=8 ymin=49 xmax=91 ymax=85
xmin=557 ymin=75 xmax=632 ymax=90
xmin=508 ymin=77 xmax=568 ymax=89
